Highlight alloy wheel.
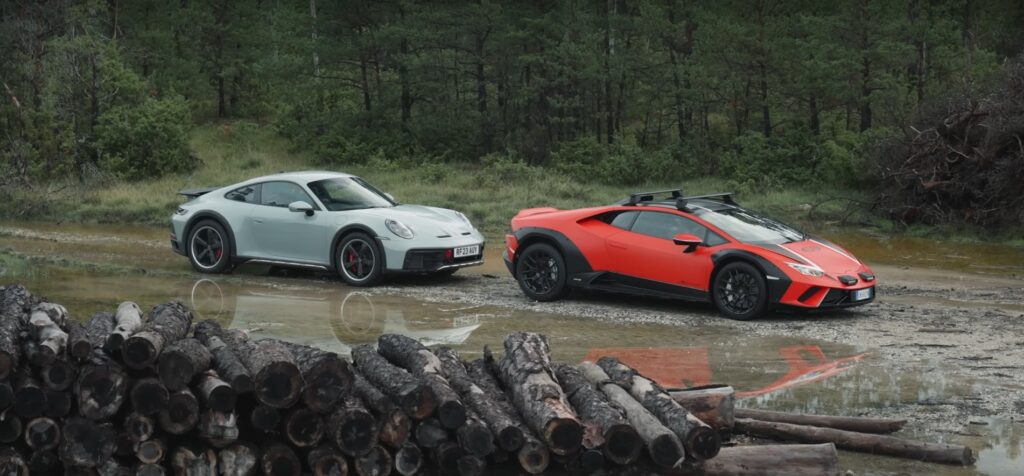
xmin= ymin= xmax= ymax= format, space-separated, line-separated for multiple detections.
xmin=717 ymin=268 xmax=761 ymax=315
xmin=340 ymin=239 xmax=376 ymax=282
xmin=190 ymin=226 xmax=225 ymax=269
xmin=520 ymin=250 xmax=560 ymax=295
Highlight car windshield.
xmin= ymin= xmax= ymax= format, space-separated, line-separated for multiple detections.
xmin=691 ymin=204 xmax=804 ymax=244
xmin=307 ymin=177 xmax=395 ymax=211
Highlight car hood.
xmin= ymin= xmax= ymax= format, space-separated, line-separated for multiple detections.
xmin=756 ymin=239 xmax=865 ymax=274
xmin=362 ymin=204 xmax=476 ymax=238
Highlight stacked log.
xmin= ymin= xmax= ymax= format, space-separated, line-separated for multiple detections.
xmin=0 ymin=285 xmax=977 ymax=474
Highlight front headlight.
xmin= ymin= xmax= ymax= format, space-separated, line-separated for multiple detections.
xmin=386 ymin=219 xmax=415 ymax=239
xmin=787 ymin=262 xmax=824 ymax=277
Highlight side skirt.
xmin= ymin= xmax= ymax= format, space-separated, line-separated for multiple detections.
xmin=570 ymin=271 xmax=710 ymax=303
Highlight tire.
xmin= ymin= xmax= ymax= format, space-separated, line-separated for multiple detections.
xmin=515 ymin=243 xmax=567 ymax=302
xmin=187 ymin=220 xmax=232 ymax=274
xmin=712 ymin=261 xmax=768 ymax=320
xmin=337 ymin=232 xmax=384 ymax=287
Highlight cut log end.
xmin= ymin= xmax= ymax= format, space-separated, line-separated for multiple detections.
xmin=604 ymin=423 xmax=643 ymax=465
xmin=136 ymin=440 xmax=166 ymax=464
xmin=579 ymin=448 xmax=605 ymax=473
xmin=400 ymin=384 xmax=436 ymax=421
xmin=439 ymin=400 xmax=467 ymax=430
xmin=307 ymin=444 xmax=348 ymax=476
xmin=497 ymin=426 xmax=525 ymax=453
xmin=685 ymin=425 xmax=722 ymax=461
xmin=516 ymin=440 xmax=550 ymax=475
xmin=24 ymin=417 xmax=60 ymax=451
xmin=334 ymin=409 xmax=378 ymax=457
xmin=284 ymin=408 xmax=324 ymax=448
xmin=394 ymin=443 xmax=423 ymax=476
xmin=251 ymin=405 xmax=281 ymax=432
xmin=0 ymin=411 xmax=22 ymax=444
xmin=650 ymin=433 xmax=685 ymax=469
xmin=123 ymin=337 xmax=159 ymax=370
xmin=131 ymin=379 xmax=170 ymax=416
xmin=544 ymin=418 xmax=583 ymax=456
xmin=261 ymin=443 xmax=301 ymax=476
xmin=355 ymin=446 xmax=393 ymax=476
xmin=255 ymin=362 xmax=303 ymax=408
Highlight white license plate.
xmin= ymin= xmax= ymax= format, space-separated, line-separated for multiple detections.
xmin=453 ymin=245 xmax=480 ymax=258
xmin=852 ymin=288 xmax=873 ymax=301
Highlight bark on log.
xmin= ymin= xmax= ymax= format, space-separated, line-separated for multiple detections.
xmin=260 ymin=441 xmax=301 ymax=476
xmin=352 ymin=372 xmax=410 ymax=448
xmin=59 ymin=417 xmax=117 ymax=468
xmin=464 ymin=359 xmax=549 ymax=474
xmin=354 ymin=445 xmax=392 ymax=476
xmin=28 ymin=303 xmax=69 ymax=363
xmin=0 ymin=448 xmax=28 ymax=476
xmin=734 ymin=408 xmax=907 ymax=434
xmin=131 ymin=377 xmax=169 ymax=416
xmin=76 ymin=350 xmax=128 ymax=420
xmin=250 ymin=404 xmax=281 ymax=433
xmin=579 ymin=361 xmax=684 ymax=469
xmin=171 ymin=445 xmax=218 ymax=476
xmin=123 ymin=302 xmax=192 ymax=369
xmin=24 ymin=416 xmax=59 ymax=451
xmin=498 ymin=332 xmax=582 ymax=456
xmin=456 ymin=454 xmax=486 ymax=476
xmin=279 ymin=341 xmax=353 ymax=413
xmin=135 ymin=438 xmax=167 ymax=464
xmin=307 ymin=444 xmax=348 ymax=476
xmin=158 ymin=337 xmax=212 ymax=391
xmin=436 ymin=346 xmax=525 ymax=452
xmin=124 ymin=412 xmax=155 ymax=443
xmin=0 ymin=285 xmax=33 ymax=380
xmin=393 ymin=443 xmax=423 ymax=476
xmin=41 ymin=358 xmax=76 ymax=391
xmin=159 ymin=388 xmax=200 ymax=435
xmin=377 ymin=334 xmax=466 ymax=429
xmin=196 ymin=370 xmax=237 ymax=413
xmin=195 ymin=321 xmax=303 ymax=408
xmin=196 ymin=334 xmax=252 ymax=394
xmin=0 ymin=381 xmax=12 ymax=410
xmin=455 ymin=406 xmax=495 ymax=457
xmin=104 ymin=301 xmax=143 ymax=354
xmin=13 ymin=368 xmax=45 ymax=418
xmin=554 ymin=363 xmax=642 ymax=465
xmin=597 ymin=357 xmax=720 ymax=461
xmin=42 ymin=389 xmax=71 ymax=418
xmin=218 ymin=442 xmax=259 ymax=476
xmin=135 ymin=463 xmax=167 ymax=476
xmin=28 ymin=449 xmax=58 ymax=474
xmin=200 ymin=411 xmax=239 ymax=447
xmin=328 ymin=392 xmax=379 ymax=457
xmin=351 ymin=345 xmax=434 ymax=420
xmin=0 ymin=408 xmax=22 ymax=443
xmin=734 ymin=418 xmax=975 ymax=465
xmin=69 ymin=311 xmax=115 ymax=360
xmin=283 ymin=407 xmax=324 ymax=448
xmin=669 ymin=385 xmax=736 ymax=435
xmin=20 ymin=338 xmax=50 ymax=367
xmin=670 ymin=443 xmax=840 ymax=476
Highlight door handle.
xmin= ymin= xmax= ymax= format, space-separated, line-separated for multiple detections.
xmin=253 ymin=219 xmax=264 ymax=224
xmin=608 ymin=241 xmax=627 ymax=250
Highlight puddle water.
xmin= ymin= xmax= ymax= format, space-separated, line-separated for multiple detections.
xmin=830 ymin=232 xmax=1024 ymax=278
xmin=1 ymin=220 xmax=1022 ymax=474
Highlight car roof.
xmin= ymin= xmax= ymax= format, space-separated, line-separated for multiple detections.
xmin=631 ymin=198 xmax=739 ymax=214
xmin=237 ymin=170 xmax=355 ymax=186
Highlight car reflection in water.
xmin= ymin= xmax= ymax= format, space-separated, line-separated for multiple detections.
xmin=188 ymin=278 xmax=480 ymax=356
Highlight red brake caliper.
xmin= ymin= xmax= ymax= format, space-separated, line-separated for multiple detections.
xmin=347 ymin=251 xmax=357 ymax=273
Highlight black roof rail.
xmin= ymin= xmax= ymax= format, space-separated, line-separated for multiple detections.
xmin=682 ymin=192 xmax=736 ymax=204
xmin=625 ymin=189 xmax=682 ymax=206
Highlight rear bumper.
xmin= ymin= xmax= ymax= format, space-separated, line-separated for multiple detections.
xmin=503 ymin=250 xmax=515 ymax=275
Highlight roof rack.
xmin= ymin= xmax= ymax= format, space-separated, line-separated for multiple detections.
xmin=625 ymin=189 xmax=682 ymax=206
xmin=682 ymin=192 xmax=736 ymax=204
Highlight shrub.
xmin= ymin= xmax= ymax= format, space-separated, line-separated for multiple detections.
xmin=96 ymin=96 xmax=196 ymax=180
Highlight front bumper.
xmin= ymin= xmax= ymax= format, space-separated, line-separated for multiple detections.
xmin=399 ymin=246 xmax=485 ymax=273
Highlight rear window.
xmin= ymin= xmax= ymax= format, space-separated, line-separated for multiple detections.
xmin=225 ymin=185 xmax=258 ymax=203
xmin=603 ymin=211 xmax=639 ymax=230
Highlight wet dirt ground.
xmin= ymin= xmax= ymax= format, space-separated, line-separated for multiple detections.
xmin=1 ymin=221 xmax=1022 ymax=475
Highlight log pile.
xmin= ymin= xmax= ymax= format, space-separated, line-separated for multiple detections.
xmin=0 ymin=284 xmax=977 ymax=475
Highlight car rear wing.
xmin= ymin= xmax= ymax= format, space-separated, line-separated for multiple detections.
xmin=177 ymin=187 xmax=218 ymax=200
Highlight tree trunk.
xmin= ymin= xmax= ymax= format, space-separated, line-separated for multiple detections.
xmin=136 ymin=438 xmax=166 ymax=464
xmin=0 ymin=285 xmax=34 ymax=379
xmin=436 ymin=347 xmax=524 ymax=452
xmin=464 ymin=358 xmax=548 ymax=474
xmin=393 ymin=442 xmax=423 ymax=476
xmin=735 ymin=408 xmax=906 ymax=434
xmin=676 ymin=443 xmax=840 ymax=476
xmin=158 ymin=337 xmax=212 ymax=391
xmin=123 ymin=302 xmax=193 ymax=370
xmin=554 ymin=363 xmax=642 ymax=465
xmin=60 ymin=417 xmax=117 ymax=468
xmin=455 ymin=406 xmax=495 ymax=457
xmin=28 ymin=303 xmax=68 ymax=363
xmin=279 ymin=341 xmax=353 ymax=413
xmin=377 ymin=334 xmax=465 ymax=429
xmin=218 ymin=442 xmax=259 ymax=476
xmin=158 ymin=389 xmax=199 ymax=435
xmin=171 ymin=445 xmax=217 ymax=476
xmin=195 ymin=321 xmax=302 ymax=408
xmin=24 ymin=416 xmax=60 ymax=451
xmin=105 ymin=301 xmax=142 ymax=354
xmin=735 ymin=418 xmax=974 ymax=465
xmin=351 ymin=345 xmax=434 ymax=420
xmin=669 ymin=385 xmax=735 ymax=435
xmin=329 ymin=392 xmax=378 ymax=457
xmin=360 ymin=54 xmax=372 ymax=112
xmin=76 ymin=350 xmax=128 ymax=420
xmin=0 ymin=448 xmax=28 ymax=476
xmin=578 ymin=361 xmax=684 ymax=469
xmin=0 ymin=408 xmax=22 ymax=444
xmin=130 ymin=377 xmax=169 ymax=416
xmin=307 ymin=444 xmax=347 ymax=476
xmin=354 ymin=445 xmax=392 ymax=476
xmin=597 ymin=357 xmax=720 ymax=461
xmin=353 ymin=371 xmax=410 ymax=448
xmin=283 ymin=407 xmax=323 ymax=448
xmin=195 ymin=370 xmax=237 ymax=413
xmin=199 ymin=410 xmax=239 ymax=447
xmin=194 ymin=332 xmax=252 ymax=394
xmin=497 ymin=332 xmax=582 ymax=456
xmin=859 ymin=57 xmax=872 ymax=131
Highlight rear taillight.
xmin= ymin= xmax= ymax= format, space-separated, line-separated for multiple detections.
xmin=443 ymin=249 xmax=454 ymax=263
xmin=505 ymin=234 xmax=518 ymax=252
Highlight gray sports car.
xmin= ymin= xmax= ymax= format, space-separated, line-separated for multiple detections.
xmin=170 ymin=171 xmax=485 ymax=285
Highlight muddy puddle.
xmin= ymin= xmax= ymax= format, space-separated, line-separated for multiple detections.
xmin=1 ymin=221 xmax=1023 ymax=475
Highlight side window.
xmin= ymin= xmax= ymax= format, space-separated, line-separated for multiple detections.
xmin=260 ymin=181 xmax=313 ymax=208
xmin=225 ymin=184 xmax=258 ymax=203
xmin=703 ymin=231 xmax=728 ymax=247
xmin=630 ymin=211 xmax=710 ymax=242
xmin=602 ymin=211 xmax=639 ymax=230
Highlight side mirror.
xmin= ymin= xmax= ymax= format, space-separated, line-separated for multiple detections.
xmin=672 ymin=233 xmax=702 ymax=253
xmin=288 ymin=201 xmax=315 ymax=216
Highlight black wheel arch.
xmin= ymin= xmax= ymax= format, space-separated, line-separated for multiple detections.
xmin=330 ymin=225 xmax=386 ymax=273
xmin=512 ymin=227 xmax=592 ymax=278
xmin=710 ymin=249 xmax=790 ymax=304
xmin=184 ymin=211 xmax=238 ymax=260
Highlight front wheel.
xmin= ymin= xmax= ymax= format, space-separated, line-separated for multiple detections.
xmin=712 ymin=262 xmax=768 ymax=320
xmin=515 ymin=243 xmax=567 ymax=302
xmin=337 ymin=233 xmax=384 ymax=287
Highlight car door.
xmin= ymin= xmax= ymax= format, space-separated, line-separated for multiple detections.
xmin=251 ymin=181 xmax=332 ymax=264
xmin=222 ymin=183 xmax=261 ymax=256
xmin=604 ymin=210 xmax=722 ymax=292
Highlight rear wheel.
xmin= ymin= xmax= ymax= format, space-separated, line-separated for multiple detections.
xmin=712 ymin=262 xmax=768 ymax=320
xmin=337 ymin=233 xmax=383 ymax=286
xmin=515 ymin=243 xmax=567 ymax=301
xmin=188 ymin=220 xmax=232 ymax=274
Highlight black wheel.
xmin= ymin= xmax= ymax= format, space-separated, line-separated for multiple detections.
xmin=187 ymin=220 xmax=232 ymax=274
xmin=515 ymin=243 xmax=567 ymax=301
xmin=712 ymin=262 xmax=768 ymax=320
xmin=337 ymin=232 xmax=383 ymax=286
